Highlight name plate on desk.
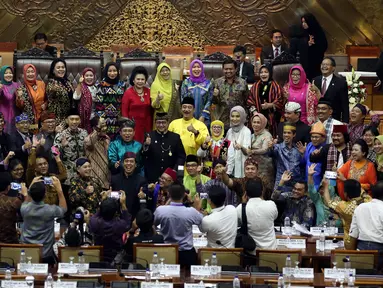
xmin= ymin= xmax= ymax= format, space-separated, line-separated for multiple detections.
xmin=17 ymin=263 xmax=48 ymax=275
xmin=324 ymin=268 xmax=355 ymax=279
xmin=191 ymin=265 xmax=222 ymax=276
xmin=141 ymin=283 xmax=173 ymax=288
xmin=44 ymin=282 xmax=77 ymax=288
xmin=277 ymin=239 xmax=306 ymax=249
xmin=1 ymin=280 xmax=34 ymax=288
xmin=310 ymin=227 xmax=338 ymax=236
xmin=185 ymin=284 xmax=217 ymax=288
xmin=193 ymin=237 xmax=208 ymax=247
xmin=149 ymin=264 xmax=180 ymax=276
xmin=315 ymin=240 xmax=344 ymax=250
xmin=283 ymin=268 xmax=314 ymax=279
xmin=58 ymin=263 xmax=90 ymax=274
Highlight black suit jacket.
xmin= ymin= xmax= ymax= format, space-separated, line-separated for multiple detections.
xmin=277 ymin=120 xmax=311 ymax=144
xmin=10 ymin=132 xmax=31 ymax=169
xmin=376 ymin=52 xmax=383 ymax=86
xmin=260 ymin=44 xmax=288 ymax=64
xmin=239 ymin=61 xmax=255 ymax=84
xmin=44 ymin=45 xmax=57 ymax=57
xmin=313 ymin=74 xmax=349 ymax=122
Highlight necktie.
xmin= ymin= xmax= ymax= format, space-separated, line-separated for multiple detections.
xmin=274 ymin=48 xmax=279 ymax=58
xmin=321 ymin=77 xmax=327 ymax=96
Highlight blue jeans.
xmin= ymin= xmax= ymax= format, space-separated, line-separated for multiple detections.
xmin=357 ymin=240 xmax=383 ymax=270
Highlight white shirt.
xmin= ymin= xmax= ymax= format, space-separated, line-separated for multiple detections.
xmin=200 ymin=205 xmax=238 ymax=248
xmin=239 ymin=62 xmax=244 ymax=77
xmin=226 ymin=126 xmax=251 ymax=178
xmin=272 ymin=45 xmax=280 ymax=58
xmin=349 ymin=199 xmax=383 ymax=243
xmin=322 ymin=73 xmax=334 ymax=92
xmin=237 ymin=198 xmax=278 ymax=254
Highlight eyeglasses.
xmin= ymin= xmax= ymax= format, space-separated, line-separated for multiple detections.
xmin=291 ymin=74 xmax=300 ymax=78
xmin=186 ymin=163 xmax=198 ymax=168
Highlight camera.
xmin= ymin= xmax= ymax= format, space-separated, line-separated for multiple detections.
xmin=110 ymin=191 xmax=121 ymax=199
xmin=10 ymin=182 xmax=21 ymax=190
xmin=44 ymin=177 xmax=53 ymax=185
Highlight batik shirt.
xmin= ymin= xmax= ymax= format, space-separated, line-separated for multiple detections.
xmin=69 ymin=176 xmax=103 ymax=215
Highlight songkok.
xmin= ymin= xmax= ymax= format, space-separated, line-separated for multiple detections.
xmin=15 ymin=113 xmax=29 ymax=123
xmin=40 ymin=111 xmax=56 ymax=122
xmin=122 ymin=152 xmax=136 ymax=161
xmin=182 ymin=97 xmax=195 ymax=107
xmin=310 ymin=122 xmax=326 ymax=137
xmin=244 ymin=155 xmax=258 ymax=168
xmin=163 ymin=168 xmax=177 ymax=182
xmin=285 ymin=102 xmax=301 ymax=113
xmin=353 ymin=103 xmax=367 ymax=116
xmin=283 ymin=123 xmax=296 ymax=132
xmin=318 ymin=98 xmax=332 ymax=108
xmin=213 ymin=158 xmax=226 ymax=168
xmin=67 ymin=107 xmax=80 ymax=117
xmin=76 ymin=157 xmax=90 ymax=167
xmin=155 ymin=112 xmax=169 ymax=121
xmin=119 ymin=117 xmax=135 ymax=129
xmin=186 ymin=154 xmax=198 ymax=164
xmin=333 ymin=125 xmax=348 ymax=134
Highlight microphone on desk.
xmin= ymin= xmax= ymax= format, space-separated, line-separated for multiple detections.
xmin=215 ymin=240 xmax=279 ymax=272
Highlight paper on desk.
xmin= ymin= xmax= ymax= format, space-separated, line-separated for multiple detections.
xmin=44 ymin=281 xmax=77 ymax=288
xmin=292 ymin=222 xmax=313 ymax=235
xmin=185 ymin=284 xmax=217 ymax=288
xmin=17 ymin=263 xmax=48 ymax=275
xmin=1 ymin=280 xmax=34 ymax=288
xmin=141 ymin=283 xmax=173 ymax=288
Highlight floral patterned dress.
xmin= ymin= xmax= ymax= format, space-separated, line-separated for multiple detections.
xmin=69 ymin=176 xmax=103 ymax=215
xmin=46 ymin=79 xmax=74 ymax=125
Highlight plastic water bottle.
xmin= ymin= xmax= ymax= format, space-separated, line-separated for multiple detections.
xmin=46 ymin=273 xmax=54 ymax=288
xmin=348 ymin=273 xmax=355 ymax=287
xmin=277 ymin=273 xmax=284 ymax=287
xmin=152 ymin=252 xmax=159 ymax=277
xmin=78 ymin=253 xmax=86 ymax=274
xmin=199 ymin=280 xmax=204 ymax=288
xmin=319 ymin=230 xmax=326 ymax=252
xmin=211 ymin=253 xmax=218 ymax=276
xmin=5 ymin=267 xmax=12 ymax=286
xmin=19 ymin=249 xmax=26 ymax=273
xmin=233 ymin=275 xmax=240 ymax=288
xmin=145 ymin=268 xmax=151 ymax=282
xmin=285 ymin=255 xmax=292 ymax=268
xmin=284 ymin=254 xmax=292 ymax=286
xmin=284 ymin=216 xmax=291 ymax=236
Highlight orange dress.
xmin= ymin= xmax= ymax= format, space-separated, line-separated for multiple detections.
xmin=337 ymin=159 xmax=377 ymax=200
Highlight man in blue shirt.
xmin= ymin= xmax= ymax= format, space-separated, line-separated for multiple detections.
xmin=154 ymin=183 xmax=203 ymax=267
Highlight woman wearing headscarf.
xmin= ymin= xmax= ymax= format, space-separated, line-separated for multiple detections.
xmin=46 ymin=59 xmax=74 ymax=125
xmin=283 ymin=65 xmax=321 ymax=125
xmin=225 ymin=106 xmax=251 ymax=178
xmin=150 ymin=63 xmax=181 ymax=124
xmin=122 ymin=66 xmax=152 ymax=143
xmin=73 ymin=68 xmax=97 ymax=133
xmin=197 ymin=120 xmax=233 ymax=178
xmin=247 ymin=64 xmax=284 ymax=137
xmin=0 ymin=66 xmax=20 ymax=134
xmin=301 ymin=13 xmax=328 ymax=80
xmin=374 ymin=135 xmax=383 ymax=181
xmin=16 ymin=64 xmax=46 ymax=132
xmin=348 ymin=104 xmax=379 ymax=145
xmin=95 ymin=62 xmax=126 ymax=139
xmin=181 ymin=59 xmax=213 ymax=127
xmin=245 ymin=112 xmax=274 ymax=192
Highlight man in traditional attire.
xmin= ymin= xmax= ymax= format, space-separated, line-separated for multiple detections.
xmin=316 ymin=99 xmax=342 ymax=144
xmin=142 ymin=113 xmax=185 ymax=183
xmin=168 ymin=97 xmax=209 ymax=156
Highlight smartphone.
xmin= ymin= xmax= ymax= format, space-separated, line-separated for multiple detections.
xmin=44 ymin=177 xmax=53 ymax=185
xmin=110 ymin=191 xmax=121 ymax=199
xmin=200 ymin=193 xmax=208 ymax=199
xmin=51 ymin=146 xmax=60 ymax=156
xmin=177 ymin=165 xmax=184 ymax=179
xmin=11 ymin=182 xmax=21 ymax=190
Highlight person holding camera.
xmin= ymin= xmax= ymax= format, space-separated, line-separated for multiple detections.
xmin=69 ymin=158 xmax=104 ymax=215
xmin=89 ymin=190 xmax=131 ymax=263
xmin=25 ymin=136 xmax=67 ymax=205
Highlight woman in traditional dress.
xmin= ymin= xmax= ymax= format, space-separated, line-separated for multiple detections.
xmin=46 ymin=59 xmax=74 ymax=125
xmin=95 ymin=62 xmax=126 ymax=139
xmin=247 ymin=64 xmax=284 ymax=137
xmin=73 ymin=68 xmax=97 ymax=133
xmin=283 ymin=65 xmax=321 ymax=125
xmin=16 ymin=64 xmax=46 ymax=132
xmin=121 ymin=66 xmax=152 ymax=143
xmin=0 ymin=66 xmax=20 ymax=134
xmin=181 ymin=59 xmax=213 ymax=127
xmin=150 ymin=63 xmax=181 ymax=124
xmin=226 ymin=106 xmax=251 ymax=178
xmin=197 ymin=120 xmax=232 ymax=178
xmin=245 ymin=112 xmax=274 ymax=193
xmin=337 ymin=139 xmax=377 ymax=200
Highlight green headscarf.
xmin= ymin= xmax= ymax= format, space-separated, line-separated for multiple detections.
xmin=0 ymin=66 xmax=13 ymax=86
xmin=375 ymin=135 xmax=383 ymax=167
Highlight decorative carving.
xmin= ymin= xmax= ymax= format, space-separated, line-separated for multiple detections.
xmin=86 ymin=0 xmax=212 ymax=51
xmin=202 ymin=52 xmax=232 ymax=62
xmin=65 ymin=46 xmax=97 ymax=57
xmin=20 ymin=47 xmax=53 ymax=57
xmin=122 ymin=48 xmax=153 ymax=58
xmin=272 ymin=51 xmax=298 ymax=65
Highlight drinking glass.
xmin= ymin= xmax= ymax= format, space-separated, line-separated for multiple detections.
xmin=26 ymin=256 xmax=32 ymax=273
xmin=159 ymin=257 xmax=165 ymax=278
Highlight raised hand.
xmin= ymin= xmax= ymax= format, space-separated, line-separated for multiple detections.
xmin=32 ymin=135 xmax=41 ymax=147
xmin=79 ymin=76 xmax=84 ymax=83
xmin=308 ymin=163 xmax=317 ymax=176
xmin=296 ymin=141 xmax=307 ymax=154
xmin=187 ymin=124 xmax=196 ymax=134
xmin=234 ymin=140 xmax=242 ymax=150
xmin=138 ymin=187 xmax=146 ymax=199
xmin=114 ymin=161 xmax=120 ymax=169
xmin=204 ymin=135 xmax=211 ymax=144
xmin=157 ymin=91 xmax=164 ymax=101
xmin=213 ymin=87 xmax=219 ymax=97
xmin=144 ymin=134 xmax=151 ymax=146
xmin=23 ymin=138 xmax=32 ymax=150
xmin=311 ymin=147 xmax=322 ymax=156
xmin=281 ymin=170 xmax=292 ymax=183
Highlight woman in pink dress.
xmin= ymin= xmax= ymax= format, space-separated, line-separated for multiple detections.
xmin=283 ymin=65 xmax=321 ymax=125
xmin=0 ymin=66 xmax=20 ymax=134
xmin=121 ymin=66 xmax=153 ymax=143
